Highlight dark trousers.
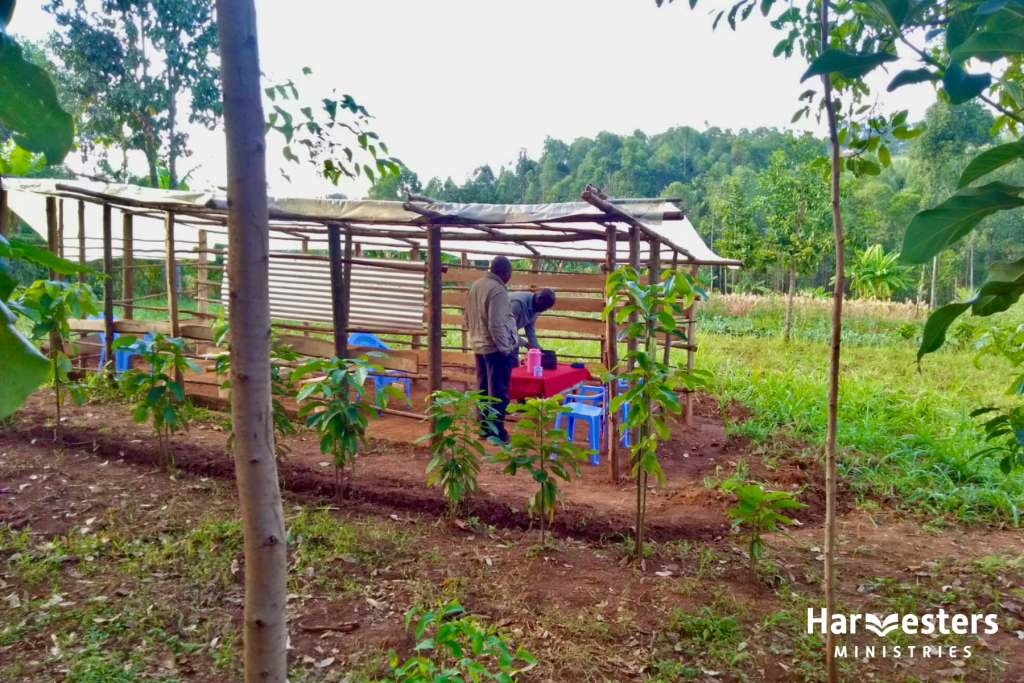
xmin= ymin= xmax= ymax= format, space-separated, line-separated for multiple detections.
xmin=475 ymin=351 xmax=513 ymax=439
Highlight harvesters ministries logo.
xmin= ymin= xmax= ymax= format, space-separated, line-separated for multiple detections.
xmin=807 ymin=608 xmax=999 ymax=660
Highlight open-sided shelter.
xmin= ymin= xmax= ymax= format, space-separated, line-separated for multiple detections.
xmin=1 ymin=178 xmax=739 ymax=479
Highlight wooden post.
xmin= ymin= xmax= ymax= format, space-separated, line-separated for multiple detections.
xmin=328 ymin=223 xmax=346 ymax=358
xmin=664 ymin=253 xmax=678 ymax=366
xmin=342 ymin=228 xmax=353 ymax=354
xmin=627 ymin=226 xmax=640 ymax=371
xmin=410 ymin=246 xmax=423 ymax=352
xmin=648 ymin=242 xmax=660 ymax=361
xmin=57 ymin=199 xmax=65 ymax=259
xmin=46 ymin=196 xmax=58 ymax=279
xmin=164 ymin=212 xmax=180 ymax=338
xmin=77 ymin=201 xmax=86 ymax=284
xmin=102 ymin=204 xmax=114 ymax=377
xmin=0 ymin=188 xmax=8 ymax=238
xmin=197 ymin=230 xmax=209 ymax=315
xmin=685 ymin=263 xmax=698 ymax=426
xmin=605 ymin=224 xmax=621 ymax=482
xmin=426 ymin=226 xmax=443 ymax=443
xmin=122 ymin=214 xmax=134 ymax=319
xmin=460 ymin=252 xmax=469 ymax=352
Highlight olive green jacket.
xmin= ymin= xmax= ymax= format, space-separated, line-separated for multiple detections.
xmin=466 ymin=272 xmax=518 ymax=356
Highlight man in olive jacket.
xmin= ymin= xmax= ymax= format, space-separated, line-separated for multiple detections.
xmin=466 ymin=256 xmax=518 ymax=442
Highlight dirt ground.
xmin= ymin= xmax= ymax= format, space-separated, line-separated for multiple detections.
xmin=2 ymin=390 xmax=1024 ymax=682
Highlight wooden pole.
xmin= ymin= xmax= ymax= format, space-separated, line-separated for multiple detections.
xmin=46 ymin=196 xmax=58 ymax=279
xmin=197 ymin=230 xmax=209 ymax=315
xmin=685 ymin=264 xmax=698 ymax=426
xmin=0 ymin=188 xmax=8 ymax=238
xmin=410 ymin=246 xmax=423 ymax=352
xmin=664 ymin=253 xmax=678 ymax=366
xmin=627 ymin=226 xmax=640 ymax=371
xmin=341 ymin=228 xmax=353 ymax=357
xmin=164 ymin=212 xmax=181 ymax=338
xmin=328 ymin=223 xmax=346 ymax=358
xmin=460 ymin=252 xmax=469 ymax=352
xmin=648 ymin=243 xmax=660 ymax=361
xmin=122 ymin=214 xmax=134 ymax=319
xmin=57 ymin=199 xmax=65 ymax=259
xmin=426 ymin=225 xmax=443 ymax=442
xmin=605 ymin=224 xmax=620 ymax=482
xmin=77 ymin=201 xmax=86 ymax=284
xmin=102 ymin=204 xmax=114 ymax=377
xmin=215 ymin=0 xmax=289 ymax=677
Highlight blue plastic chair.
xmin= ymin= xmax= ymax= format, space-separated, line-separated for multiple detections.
xmin=554 ymin=401 xmax=603 ymax=465
xmin=347 ymin=332 xmax=411 ymax=407
xmin=90 ymin=314 xmax=155 ymax=376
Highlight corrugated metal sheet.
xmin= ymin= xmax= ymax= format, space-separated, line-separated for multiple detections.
xmin=222 ymin=255 xmax=424 ymax=330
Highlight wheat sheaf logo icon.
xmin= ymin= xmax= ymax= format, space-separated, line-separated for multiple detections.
xmin=864 ymin=614 xmax=901 ymax=637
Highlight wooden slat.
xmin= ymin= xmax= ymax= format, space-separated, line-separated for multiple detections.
xmin=440 ymin=290 xmax=609 ymax=314
xmin=442 ymin=267 xmax=606 ymax=290
xmin=276 ymin=334 xmax=419 ymax=372
xmin=439 ymin=312 xmax=604 ymax=335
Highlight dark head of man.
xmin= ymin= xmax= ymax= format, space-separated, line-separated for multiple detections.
xmin=535 ymin=288 xmax=556 ymax=313
xmin=490 ymin=256 xmax=513 ymax=284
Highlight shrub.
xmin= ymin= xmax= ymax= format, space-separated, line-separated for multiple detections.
xmin=419 ymin=389 xmax=496 ymax=519
xmin=115 ymin=333 xmax=202 ymax=468
xmin=374 ymin=601 xmax=535 ymax=683
xmin=494 ymin=396 xmax=591 ymax=546
xmin=721 ymin=480 xmax=804 ymax=580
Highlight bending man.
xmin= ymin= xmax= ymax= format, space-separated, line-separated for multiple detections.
xmin=510 ymin=288 xmax=556 ymax=350
xmin=466 ymin=256 xmax=518 ymax=442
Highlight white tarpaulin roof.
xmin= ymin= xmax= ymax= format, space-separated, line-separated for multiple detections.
xmin=2 ymin=178 xmax=738 ymax=266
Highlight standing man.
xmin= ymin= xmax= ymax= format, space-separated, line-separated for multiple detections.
xmin=466 ymin=256 xmax=518 ymax=442
xmin=510 ymin=288 xmax=556 ymax=350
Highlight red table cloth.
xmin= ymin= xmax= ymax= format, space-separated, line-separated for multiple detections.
xmin=509 ymin=363 xmax=594 ymax=399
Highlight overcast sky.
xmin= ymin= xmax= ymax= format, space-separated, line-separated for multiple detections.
xmin=11 ymin=0 xmax=938 ymax=198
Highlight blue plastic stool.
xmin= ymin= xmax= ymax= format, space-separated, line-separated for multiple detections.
xmin=347 ymin=332 xmax=411 ymax=407
xmin=554 ymin=401 xmax=603 ymax=465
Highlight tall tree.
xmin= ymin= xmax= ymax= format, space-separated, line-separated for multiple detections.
xmin=754 ymin=151 xmax=831 ymax=340
xmin=215 ymin=0 xmax=286 ymax=679
xmin=46 ymin=0 xmax=221 ymax=188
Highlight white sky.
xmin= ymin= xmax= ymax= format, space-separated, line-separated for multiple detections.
xmin=10 ymin=0 xmax=938 ymax=198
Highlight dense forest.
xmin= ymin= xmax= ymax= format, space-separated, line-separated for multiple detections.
xmin=370 ymin=100 xmax=1022 ymax=305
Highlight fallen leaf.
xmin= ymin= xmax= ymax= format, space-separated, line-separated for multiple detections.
xmin=314 ymin=656 xmax=335 ymax=669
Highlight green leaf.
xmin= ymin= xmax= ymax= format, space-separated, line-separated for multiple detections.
xmin=886 ymin=68 xmax=939 ymax=92
xmin=800 ymin=49 xmax=897 ymax=83
xmin=950 ymin=31 xmax=1024 ymax=64
xmin=878 ymin=145 xmax=891 ymax=167
xmin=0 ymin=37 xmax=75 ymax=163
xmin=918 ymin=303 xmax=971 ymax=360
xmin=957 ymin=139 xmax=1024 ymax=189
xmin=6 ymin=238 xmax=92 ymax=276
xmin=900 ymin=183 xmax=1024 ymax=264
xmin=863 ymin=0 xmax=910 ymax=28
xmin=942 ymin=64 xmax=992 ymax=105
xmin=0 ymin=301 xmax=50 ymax=420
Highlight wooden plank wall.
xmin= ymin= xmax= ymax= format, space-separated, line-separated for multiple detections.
xmin=438 ymin=266 xmax=608 ymax=367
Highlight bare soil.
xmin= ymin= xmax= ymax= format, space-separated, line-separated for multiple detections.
xmin=2 ymin=391 xmax=1022 ymax=682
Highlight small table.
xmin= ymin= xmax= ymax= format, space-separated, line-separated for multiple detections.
xmin=509 ymin=363 xmax=594 ymax=400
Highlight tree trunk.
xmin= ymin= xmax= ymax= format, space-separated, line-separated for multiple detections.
xmin=168 ymin=75 xmax=178 ymax=189
xmin=930 ymin=255 xmax=938 ymax=308
xmin=820 ymin=3 xmax=844 ymax=682
xmin=784 ymin=262 xmax=796 ymax=343
xmin=215 ymin=2 xmax=288 ymax=682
